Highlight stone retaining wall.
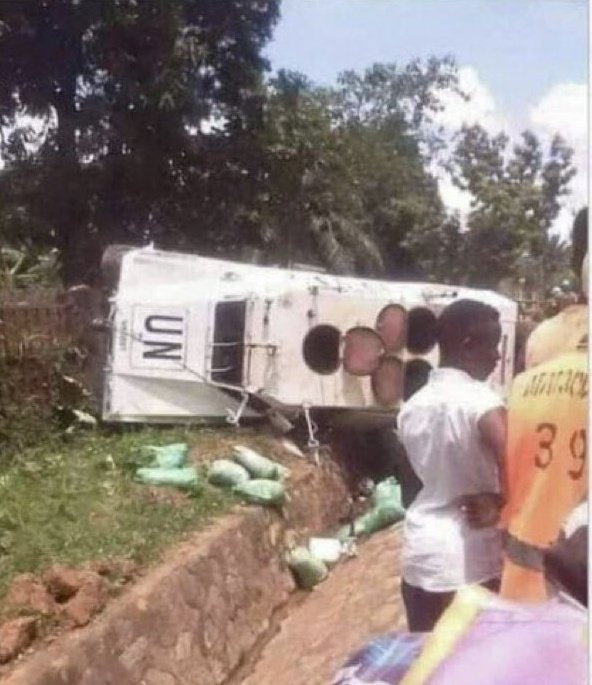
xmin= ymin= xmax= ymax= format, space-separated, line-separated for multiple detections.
xmin=1 ymin=460 xmax=349 ymax=685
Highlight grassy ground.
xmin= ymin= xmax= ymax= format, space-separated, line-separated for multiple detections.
xmin=0 ymin=424 xmax=286 ymax=603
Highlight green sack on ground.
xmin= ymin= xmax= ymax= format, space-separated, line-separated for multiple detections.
xmin=208 ymin=459 xmax=250 ymax=488
xmin=286 ymin=547 xmax=328 ymax=590
xmin=138 ymin=443 xmax=188 ymax=468
xmin=355 ymin=501 xmax=404 ymax=536
xmin=135 ymin=466 xmax=198 ymax=489
xmin=335 ymin=500 xmax=404 ymax=541
xmin=232 ymin=445 xmax=289 ymax=480
xmin=371 ymin=476 xmax=402 ymax=508
xmin=233 ymin=479 xmax=286 ymax=507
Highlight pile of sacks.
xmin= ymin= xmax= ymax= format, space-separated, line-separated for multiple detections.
xmin=132 ymin=443 xmax=290 ymax=507
xmin=133 ymin=443 xmax=405 ymax=593
xmin=287 ymin=477 xmax=406 ymax=591
xmin=207 ymin=445 xmax=290 ymax=507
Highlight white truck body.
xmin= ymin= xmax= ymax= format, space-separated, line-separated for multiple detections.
xmin=103 ymin=246 xmax=518 ymax=424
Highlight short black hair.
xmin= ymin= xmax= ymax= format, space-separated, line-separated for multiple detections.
xmin=572 ymin=207 xmax=588 ymax=276
xmin=437 ymin=299 xmax=500 ymax=355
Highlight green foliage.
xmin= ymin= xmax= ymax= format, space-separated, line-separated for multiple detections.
xmin=0 ymin=0 xmax=280 ymax=283
xmin=0 ymin=246 xmax=60 ymax=288
xmin=0 ymin=0 xmax=577 ymax=289
xmin=0 ymin=31 xmax=462 ymax=281
xmin=246 ymin=59 xmax=459 ymax=277
xmin=0 ymin=342 xmax=97 ymax=459
xmin=404 ymin=214 xmax=467 ymax=284
xmin=449 ymin=125 xmax=577 ymax=289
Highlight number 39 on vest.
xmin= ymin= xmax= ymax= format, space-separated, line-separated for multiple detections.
xmin=500 ymin=347 xmax=588 ymax=602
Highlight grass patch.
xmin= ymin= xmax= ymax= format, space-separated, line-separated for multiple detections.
xmin=0 ymin=426 xmax=249 ymax=603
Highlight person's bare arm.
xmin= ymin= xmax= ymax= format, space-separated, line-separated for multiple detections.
xmin=458 ymin=407 xmax=508 ymax=529
xmin=478 ymin=406 xmax=508 ymax=503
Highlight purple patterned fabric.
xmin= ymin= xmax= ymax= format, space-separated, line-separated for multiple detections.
xmin=330 ymin=632 xmax=426 ymax=685
xmin=427 ymin=601 xmax=587 ymax=685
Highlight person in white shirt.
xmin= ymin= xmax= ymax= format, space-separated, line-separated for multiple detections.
xmin=397 ymin=299 xmax=507 ymax=631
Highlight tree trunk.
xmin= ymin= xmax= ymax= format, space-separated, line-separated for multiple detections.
xmin=51 ymin=67 xmax=86 ymax=285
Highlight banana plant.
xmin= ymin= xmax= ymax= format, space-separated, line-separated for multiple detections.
xmin=0 ymin=246 xmax=61 ymax=288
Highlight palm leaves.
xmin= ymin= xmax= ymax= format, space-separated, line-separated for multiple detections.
xmin=0 ymin=246 xmax=60 ymax=289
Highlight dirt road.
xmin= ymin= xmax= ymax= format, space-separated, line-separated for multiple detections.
xmin=237 ymin=525 xmax=406 ymax=685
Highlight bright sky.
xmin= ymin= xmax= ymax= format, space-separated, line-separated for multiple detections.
xmin=266 ymin=0 xmax=588 ymax=239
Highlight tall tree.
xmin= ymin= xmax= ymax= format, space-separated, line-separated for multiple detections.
xmin=0 ymin=0 xmax=280 ymax=283
xmin=449 ymin=125 xmax=576 ymax=288
xmin=244 ymin=59 xmax=459 ymax=277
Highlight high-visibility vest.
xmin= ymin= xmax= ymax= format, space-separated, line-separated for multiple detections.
xmin=500 ymin=347 xmax=588 ymax=602
xmin=525 ymin=304 xmax=588 ymax=369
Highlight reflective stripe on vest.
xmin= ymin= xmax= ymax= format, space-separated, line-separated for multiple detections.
xmin=505 ymin=533 xmax=545 ymax=572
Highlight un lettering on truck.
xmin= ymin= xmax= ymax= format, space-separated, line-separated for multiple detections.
xmin=130 ymin=306 xmax=188 ymax=371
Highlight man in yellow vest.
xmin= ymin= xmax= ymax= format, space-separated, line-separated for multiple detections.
xmin=500 ymin=211 xmax=588 ymax=602
xmin=500 ymin=342 xmax=587 ymax=601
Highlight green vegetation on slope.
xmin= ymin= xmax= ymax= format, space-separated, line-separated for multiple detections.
xmin=0 ymin=426 xmax=285 ymax=602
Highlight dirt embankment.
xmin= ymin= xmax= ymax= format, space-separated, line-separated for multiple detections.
xmin=1 ymin=449 xmax=350 ymax=685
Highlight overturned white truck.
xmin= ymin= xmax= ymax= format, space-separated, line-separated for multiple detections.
xmin=101 ymin=246 xmax=518 ymax=432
